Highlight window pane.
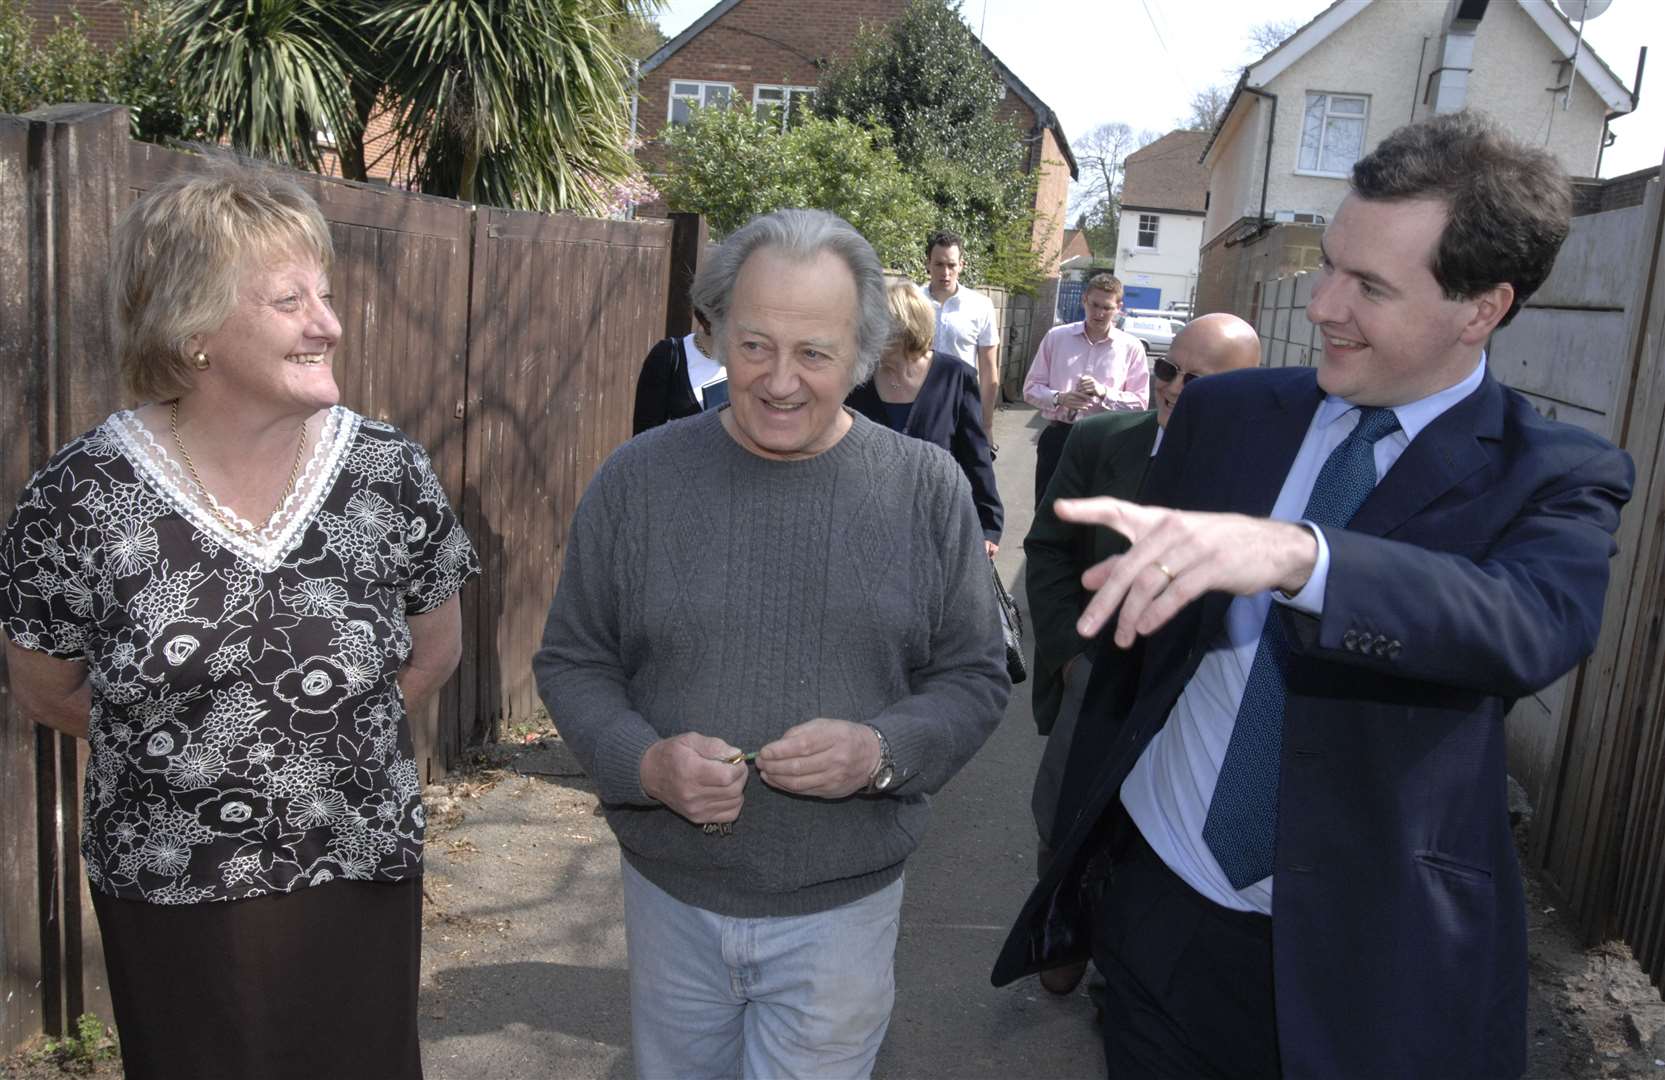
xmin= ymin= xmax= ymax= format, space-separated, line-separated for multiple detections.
xmin=672 ymin=82 xmax=699 ymax=96
xmin=671 ymin=98 xmax=692 ymax=125
xmin=1300 ymin=93 xmax=1327 ymax=171
xmin=1330 ymin=96 xmax=1367 ymax=115
xmin=755 ymin=86 xmax=784 ymax=103
xmin=1320 ymin=115 xmax=1365 ymax=174
xmin=705 ymin=85 xmax=731 ymax=107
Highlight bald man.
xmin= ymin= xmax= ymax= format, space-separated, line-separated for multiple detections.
xmin=1024 ymin=313 xmax=1260 ymax=995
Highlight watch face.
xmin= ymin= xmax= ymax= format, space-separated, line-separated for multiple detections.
xmin=873 ymin=765 xmax=896 ymax=790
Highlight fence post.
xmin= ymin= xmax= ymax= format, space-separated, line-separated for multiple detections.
xmin=665 ymin=212 xmax=708 ymax=338
xmin=11 ymin=102 xmax=128 ymax=1043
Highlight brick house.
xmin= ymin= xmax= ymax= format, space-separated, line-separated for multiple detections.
xmin=633 ymin=0 xmax=1078 ymax=275
xmin=23 ymin=0 xmax=127 ymax=46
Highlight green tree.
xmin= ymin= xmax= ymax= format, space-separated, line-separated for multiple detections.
xmin=610 ymin=9 xmax=665 ymax=61
xmin=660 ymin=106 xmax=936 ymax=277
xmin=0 ymin=1 xmax=204 ymax=142
xmin=813 ymin=0 xmax=1040 ymax=290
xmin=116 ymin=3 xmax=211 ymax=143
xmin=167 ymin=0 xmax=658 ymax=213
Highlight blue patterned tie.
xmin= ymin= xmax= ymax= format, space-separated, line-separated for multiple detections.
xmin=1202 ymin=406 xmax=1402 ymax=889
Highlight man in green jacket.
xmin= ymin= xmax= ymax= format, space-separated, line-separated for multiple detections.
xmin=1024 ymin=312 xmax=1260 ymax=993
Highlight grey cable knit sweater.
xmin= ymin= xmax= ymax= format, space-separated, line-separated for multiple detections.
xmin=533 ymin=408 xmax=1010 ymax=917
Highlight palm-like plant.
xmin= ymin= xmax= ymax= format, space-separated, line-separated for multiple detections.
xmin=168 ymin=0 xmax=368 ymax=174
xmin=164 ymin=0 xmax=657 ymax=212
xmin=370 ymin=0 xmax=655 ymax=213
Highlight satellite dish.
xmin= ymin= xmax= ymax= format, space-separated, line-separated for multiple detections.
xmin=1558 ymin=0 xmax=1613 ymax=19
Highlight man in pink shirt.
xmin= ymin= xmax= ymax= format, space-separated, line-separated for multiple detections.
xmin=1022 ymin=273 xmax=1150 ymax=500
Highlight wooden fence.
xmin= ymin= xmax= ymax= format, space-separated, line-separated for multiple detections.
xmin=1253 ymin=171 xmax=1665 ymax=987
xmin=0 ymin=103 xmax=686 ymax=1049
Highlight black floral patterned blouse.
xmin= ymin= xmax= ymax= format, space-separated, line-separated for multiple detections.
xmin=0 ymin=407 xmax=479 ymax=904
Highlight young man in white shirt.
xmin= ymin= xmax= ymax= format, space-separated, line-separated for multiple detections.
xmin=922 ymin=230 xmax=1000 ymax=435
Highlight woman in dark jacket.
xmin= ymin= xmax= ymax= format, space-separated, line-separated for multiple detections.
xmin=847 ymin=282 xmax=1003 ymax=553
xmin=632 ymin=309 xmax=723 ymax=434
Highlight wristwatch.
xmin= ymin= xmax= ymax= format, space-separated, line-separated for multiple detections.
xmin=864 ymin=725 xmax=896 ymax=792
xmin=1050 ymin=389 xmax=1062 ymax=408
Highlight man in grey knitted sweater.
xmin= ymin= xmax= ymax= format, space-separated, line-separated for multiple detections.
xmin=533 ymin=209 xmax=1009 ymax=1080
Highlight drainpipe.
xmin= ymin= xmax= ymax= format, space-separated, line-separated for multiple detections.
xmin=630 ymin=59 xmax=641 ymax=145
xmin=1598 ymin=47 xmax=1648 ymax=176
xmin=1241 ymin=86 xmax=1278 ymax=234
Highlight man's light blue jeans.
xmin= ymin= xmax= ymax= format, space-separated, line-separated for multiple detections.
xmin=620 ymin=856 xmax=904 ymax=1080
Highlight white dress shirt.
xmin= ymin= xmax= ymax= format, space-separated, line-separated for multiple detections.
xmin=926 ymin=285 xmax=997 ymax=368
xmin=1121 ymin=358 xmax=1488 ymax=914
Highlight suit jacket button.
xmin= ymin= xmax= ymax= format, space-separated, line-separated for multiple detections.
xmin=1343 ymin=630 xmax=1359 ymax=651
xmin=1387 ymin=640 xmax=1402 ymax=659
xmin=1373 ymin=636 xmax=1390 ymax=657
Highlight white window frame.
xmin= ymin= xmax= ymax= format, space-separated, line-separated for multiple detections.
xmin=1295 ymin=92 xmax=1370 ymax=179
xmin=1135 ymin=214 xmax=1160 ymax=252
xmin=752 ymin=84 xmax=816 ymax=131
xmin=667 ymin=80 xmax=736 ymax=126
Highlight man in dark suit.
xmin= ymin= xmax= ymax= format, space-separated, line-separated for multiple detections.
xmin=993 ymin=111 xmax=1634 ymax=1080
xmin=1026 ymin=313 xmax=1261 ymax=997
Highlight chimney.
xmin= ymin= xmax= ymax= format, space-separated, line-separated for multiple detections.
xmin=1426 ymin=0 xmax=1489 ymax=114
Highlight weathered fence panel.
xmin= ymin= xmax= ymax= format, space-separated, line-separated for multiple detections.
xmin=464 ymin=210 xmax=671 ymax=729
xmin=985 ymin=284 xmax=1037 ymax=405
xmin=0 ymin=109 xmax=45 ymax=1059
xmin=0 ymin=105 xmax=680 ymax=1050
xmin=1532 ymin=173 xmax=1665 ymax=961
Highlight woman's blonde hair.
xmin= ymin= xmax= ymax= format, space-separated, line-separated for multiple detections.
xmin=111 ymin=167 xmax=335 ymax=401
xmin=886 ymin=281 xmax=935 ymax=360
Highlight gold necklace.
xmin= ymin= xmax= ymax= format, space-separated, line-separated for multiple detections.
xmin=169 ymin=400 xmax=308 ymax=536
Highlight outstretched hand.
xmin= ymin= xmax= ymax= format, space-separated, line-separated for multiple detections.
xmin=1055 ymin=497 xmax=1319 ymax=649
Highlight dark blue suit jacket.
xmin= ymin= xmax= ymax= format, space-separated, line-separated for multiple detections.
xmin=992 ymin=365 xmax=1633 ymax=1079
xmin=847 ymin=351 xmax=1003 ymax=542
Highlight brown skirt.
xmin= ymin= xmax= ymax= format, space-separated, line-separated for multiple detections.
xmin=91 ymin=878 xmax=423 ymax=1080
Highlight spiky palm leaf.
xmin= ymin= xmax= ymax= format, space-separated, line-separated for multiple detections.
xmin=369 ymin=0 xmax=654 ymax=213
xmin=168 ymin=0 xmax=365 ymax=172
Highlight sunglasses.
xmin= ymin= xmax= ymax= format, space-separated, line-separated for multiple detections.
xmin=1152 ymin=357 xmax=1203 ymax=385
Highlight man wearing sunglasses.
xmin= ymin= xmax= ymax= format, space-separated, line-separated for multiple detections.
xmin=996 ymin=113 xmax=1633 ymax=1079
xmin=1022 ymin=273 xmax=1151 ymax=502
xmin=1023 ymin=314 xmax=1260 ymax=997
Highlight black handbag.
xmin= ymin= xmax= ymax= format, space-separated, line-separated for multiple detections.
xmin=991 ymin=558 xmax=1027 ymax=684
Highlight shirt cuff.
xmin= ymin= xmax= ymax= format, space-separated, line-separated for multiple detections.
xmin=1274 ymin=521 xmax=1328 ymax=615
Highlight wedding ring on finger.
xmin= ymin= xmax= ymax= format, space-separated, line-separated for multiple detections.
xmin=1156 ymin=562 xmax=1177 ymax=584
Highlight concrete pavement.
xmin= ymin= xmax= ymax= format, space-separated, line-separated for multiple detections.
xmin=417 ymin=402 xmax=1105 ymax=1079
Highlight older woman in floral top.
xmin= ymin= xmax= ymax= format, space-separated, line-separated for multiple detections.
xmin=0 ymin=168 xmax=476 ymax=1080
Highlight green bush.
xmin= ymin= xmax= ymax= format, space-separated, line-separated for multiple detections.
xmin=0 ymin=1 xmax=203 ymax=142
xmin=661 ymin=107 xmax=936 ymax=278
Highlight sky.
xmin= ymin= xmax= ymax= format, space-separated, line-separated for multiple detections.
xmin=652 ymin=0 xmax=1663 ymax=180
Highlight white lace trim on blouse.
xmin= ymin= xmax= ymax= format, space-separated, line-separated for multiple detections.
xmin=108 ymin=406 xmax=362 ymax=574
